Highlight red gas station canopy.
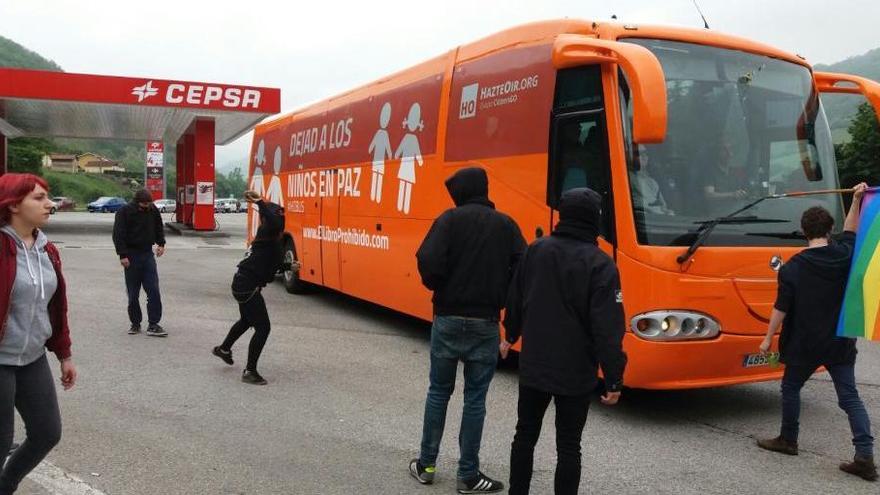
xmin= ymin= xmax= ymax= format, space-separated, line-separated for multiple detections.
xmin=0 ymin=68 xmax=280 ymax=144
xmin=0 ymin=68 xmax=281 ymax=231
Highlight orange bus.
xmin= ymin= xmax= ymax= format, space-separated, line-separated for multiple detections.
xmin=248 ymin=19 xmax=880 ymax=389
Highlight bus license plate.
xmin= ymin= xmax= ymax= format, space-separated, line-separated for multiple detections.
xmin=742 ymin=352 xmax=779 ymax=368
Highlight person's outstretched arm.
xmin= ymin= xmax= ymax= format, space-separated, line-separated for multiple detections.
xmin=843 ymin=182 xmax=869 ymax=233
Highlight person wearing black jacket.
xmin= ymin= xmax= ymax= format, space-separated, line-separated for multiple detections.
xmin=409 ymin=167 xmax=526 ymax=494
xmin=212 ymin=192 xmax=286 ymax=385
xmin=112 ymin=189 xmax=167 ymax=337
xmin=757 ymin=183 xmax=876 ymax=482
xmin=502 ymin=187 xmax=627 ymax=495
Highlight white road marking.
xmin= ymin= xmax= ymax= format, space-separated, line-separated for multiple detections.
xmin=26 ymin=460 xmax=107 ymax=495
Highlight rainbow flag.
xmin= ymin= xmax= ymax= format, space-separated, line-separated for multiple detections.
xmin=837 ymin=190 xmax=880 ymax=341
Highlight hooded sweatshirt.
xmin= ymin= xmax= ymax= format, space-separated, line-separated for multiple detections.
xmin=774 ymin=231 xmax=858 ymax=366
xmin=234 ymin=200 xmax=285 ymax=293
xmin=504 ymin=188 xmax=627 ymax=395
xmin=416 ymin=167 xmax=526 ymax=320
xmin=0 ymin=226 xmax=59 ymax=366
xmin=112 ymin=200 xmax=166 ymax=259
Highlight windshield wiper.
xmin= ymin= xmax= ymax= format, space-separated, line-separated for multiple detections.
xmin=676 ymin=194 xmax=789 ymax=264
xmin=676 ymin=188 xmax=863 ymax=265
xmin=745 ymin=231 xmax=803 ymax=240
xmin=676 ymin=215 xmax=789 ymax=264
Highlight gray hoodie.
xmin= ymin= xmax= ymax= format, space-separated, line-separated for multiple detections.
xmin=0 ymin=226 xmax=58 ymax=366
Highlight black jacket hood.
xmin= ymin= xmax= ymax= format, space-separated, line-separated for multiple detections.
xmin=554 ymin=188 xmax=601 ymax=243
xmin=796 ymin=240 xmax=853 ymax=282
xmin=445 ymin=167 xmax=494 ymax=208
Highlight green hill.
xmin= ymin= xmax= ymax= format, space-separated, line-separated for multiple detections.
xmin=815 ymin=47 xmax=880 ymax=142
xmin=0 ymin=35 xmax=62 ymax=71
xmin=44 ymin=171 xmax=131 ymax=206
xmin=0 ymin=35 xmax=167 ymax=182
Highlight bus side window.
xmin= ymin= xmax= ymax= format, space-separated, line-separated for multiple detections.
xmin=549 ymin=66 xmax=614 ymax=242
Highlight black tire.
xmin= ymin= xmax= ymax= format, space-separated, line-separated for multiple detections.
xmin=160 ymin=207 xmax=166 ymax=213
xmin=50 ymin=207 xmax=57 ymax=215
xmin=101 ymin=207 xmax=108 ymax=213
xmin=282 ymin=238 xmax=311 ymax=294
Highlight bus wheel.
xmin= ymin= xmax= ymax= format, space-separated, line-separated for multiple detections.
xmin=283 ymin=239 xmax=311 ymax=294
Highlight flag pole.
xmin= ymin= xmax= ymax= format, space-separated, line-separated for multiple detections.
xmin=776 ymin=186 xmax=880 ymax=198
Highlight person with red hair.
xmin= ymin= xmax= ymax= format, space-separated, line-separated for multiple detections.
xmin=0 ymin=173 xmax=76 ymax=494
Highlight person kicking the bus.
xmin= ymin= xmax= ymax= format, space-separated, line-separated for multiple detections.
xmin=501 ymin=187 xmax=627 ymax=495
xmin=756 ymin=182 xmax=876 ymax=482
xmin=409 ymin=166 xmax=526 ymax=494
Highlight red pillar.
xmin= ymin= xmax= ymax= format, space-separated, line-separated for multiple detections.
xmin=182 ymin=133 xmax=195 ymax=226
xmin=0 ymin=132 xmax=6 ymax=176
xmin=192 ymin=120 xmax=215 ymax=231
xmin=175 ymin=139 xmax=184 ymax=224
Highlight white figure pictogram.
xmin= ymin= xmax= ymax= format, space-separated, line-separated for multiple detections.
xmin=394 ymin=103 xmax=424 ymax=215
xmin=368 ymin=102 xmax=393 ymax=204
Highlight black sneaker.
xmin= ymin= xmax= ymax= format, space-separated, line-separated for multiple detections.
xmin=409 ymin=458 xmax=435 ymax=485
xmin=146 ymin=324 xmax=168 ymax=337
xmin=128 ymin=324 xmax=141 ymax=335
xmin=242 ymin=369 xmax=268 ymax=385
xmin=457 ymin=472 xmax=504 ymax=494
xmin=212 ymin=346 xmax=234 ymax=365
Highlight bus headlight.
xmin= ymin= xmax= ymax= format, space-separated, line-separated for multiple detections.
xmin=630 ymin=311 xmax=720 ymax=341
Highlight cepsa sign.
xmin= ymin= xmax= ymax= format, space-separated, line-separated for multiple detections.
xmin=0 ymin=68 xmax=280 ymax=115
xmin=131 ymin=80 xmax=262 ymax=109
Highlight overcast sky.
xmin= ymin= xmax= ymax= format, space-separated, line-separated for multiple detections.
xmin=2 ymin=0 xmax=878 ymax=168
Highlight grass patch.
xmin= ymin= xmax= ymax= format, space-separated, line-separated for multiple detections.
xmin=44 ymin=171 xmax=132 ymax=207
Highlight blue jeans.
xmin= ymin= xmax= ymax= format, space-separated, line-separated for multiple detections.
xmin=124 ymin=251 xmax=162 ymax=326
xmin=781 ymin=363 xmax=874 ymax=457
xmin=419 ymin=315 xmax=499 ymax=480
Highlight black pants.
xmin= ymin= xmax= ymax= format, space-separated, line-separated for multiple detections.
xmin=0 ymin=355 xmax=62 ymax=494
xmin=220 ymin=279 xmax=271 ymax=371
xmin=124 ymin=251 xmax=162 ymax=326
xmin=509 ymin=384 xmax=590 ymax=495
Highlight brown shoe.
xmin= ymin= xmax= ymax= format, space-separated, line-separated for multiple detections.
xmin=840 ymin=455 xmax=878 ymax=482
xmin=756 ymin=436 xmax=798 ymax=455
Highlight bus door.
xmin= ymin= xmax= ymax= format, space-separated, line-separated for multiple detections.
xmin=547 ymin=65 xmax=616 ymax=256
xmin=320 ymin=169 xmax=342 ymax=290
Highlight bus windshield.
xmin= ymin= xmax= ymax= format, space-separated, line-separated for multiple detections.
xmin=619 ymin=38 xmax=844 ymax=247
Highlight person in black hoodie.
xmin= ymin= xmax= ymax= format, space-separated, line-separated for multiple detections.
xmin=501 ymin=187 xmax=626 ymax=495
xmin=757 ymin=182 xmax=876 ymax=482
xmin=212 ymin=191 xmax=286 ymax=385
xmin=409 ymin=167 xmax=525 ymax=494
xmin=112 ymin=189 xmax=167 ymax=337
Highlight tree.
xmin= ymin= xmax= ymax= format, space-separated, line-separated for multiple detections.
xmin=214 ymin=167 xmax=247 ymax=199
xmin=226 ymin=167 xmax=247 ymax=197
xmin=7 ymin=137 xmax=52 ymax=175
xmin=837 ymin=102 xmax=880 ymax=191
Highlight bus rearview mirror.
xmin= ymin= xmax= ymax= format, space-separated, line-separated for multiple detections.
xmin=814 ymin=72 xmax=880 ymax=124
xmin=552 ymin=35 xmax=668 ymax=144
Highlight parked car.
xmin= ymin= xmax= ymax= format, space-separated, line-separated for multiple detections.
xmin=214 ymin=198 xmax=241 ymax=213
xmin=154 ymin=199 xmax=177 ymax=213
xmin=87 ymin=196 xmax=126 ymax=213
xmin=50 ymin=197 xmax=76 ymax=214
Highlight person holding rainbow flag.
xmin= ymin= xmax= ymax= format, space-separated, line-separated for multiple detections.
xmin=756 ymin=182 xmax=877 ymax=482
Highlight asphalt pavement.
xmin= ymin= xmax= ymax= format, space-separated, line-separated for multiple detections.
xmin=10 ymin=211 xmax=879 ymax=494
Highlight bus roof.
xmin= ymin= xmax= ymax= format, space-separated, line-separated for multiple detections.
xmin=255 ymin=18 xmax=811 ymax=134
